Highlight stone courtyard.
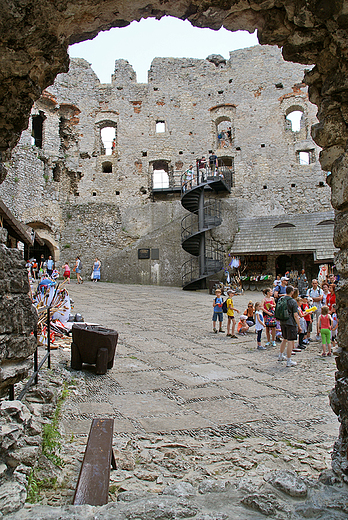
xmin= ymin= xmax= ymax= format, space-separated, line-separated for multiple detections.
xmin=10 ymin=282 xmax=346 ymax=519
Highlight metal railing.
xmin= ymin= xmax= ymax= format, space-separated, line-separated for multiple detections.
xmin=181 ymin=166 xmax=233 ymax=194
xmin=151 ymin=170 xmax=183 ymax=191
xmin=182 ymin=241 xmax=224 ymax=286
xmin=9 ymin=307 xmax=52 ymax=401
xmin=181 ymin=200 xmax=222 ymax=243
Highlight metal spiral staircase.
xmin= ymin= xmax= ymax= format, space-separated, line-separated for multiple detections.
xmin=181 ymin=164 xmax=232 ymax=290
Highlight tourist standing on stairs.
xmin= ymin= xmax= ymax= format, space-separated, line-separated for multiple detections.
xmin=277 ymin=285 xmax=302 ymax=367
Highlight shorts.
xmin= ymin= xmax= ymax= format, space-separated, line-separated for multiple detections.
xmin=306 ymin=321 xmax=312 ymax=333
xmin=321 ymin=328 xmax=331 ymax=344
xmin=280 ymin=323 xmax=298 ymax=341
xmin=63 ymin=272 xmax=70 ymax=278
xmin=212 ymin=312 xmax=223 ymax=322
xmin=76 ymin=268 xmax=81 ymax=273
xmin=227 ymin=314 xmax=235 ymax=320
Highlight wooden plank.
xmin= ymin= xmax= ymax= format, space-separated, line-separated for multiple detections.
xmin=73 ymin=418 xmax=115 ymax=506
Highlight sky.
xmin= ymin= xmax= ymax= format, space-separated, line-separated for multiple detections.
xmin=69 ymin=16 xmax=259 ymax=84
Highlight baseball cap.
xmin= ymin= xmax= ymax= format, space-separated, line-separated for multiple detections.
xmin=281 ymin=276 xmax=289 ymax=281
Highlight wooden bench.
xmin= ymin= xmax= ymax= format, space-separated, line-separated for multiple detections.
xmin=73 ymin=418 xmax=117 ymax=506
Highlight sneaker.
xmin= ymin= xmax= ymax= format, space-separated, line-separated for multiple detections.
xmin=316 ymin=335 xmax=321 ymax=341
xmin=219 ymin=329 xmax=225 ymax=333
xmin=272 ymin=341 xmax=276 ymax=347
xmin=265 ymin=342 xmax=271 ymax=346
xmin=257 ymin=345 xmax=266 ymax=350
xmin=231 ymin=335 xmax=237 ymax=339
xmin=327 ymin=352 xmax=332 ymax=357
xmin=291 ymin=351 xmax=296 ymax=355
xmin=298 ymin=344 xmax=306 ymax=350
xmin=278 ymin=353 xmax=287 ymax=361
xmin=226 ymin=333 xmax=231 ymax=337
xmin=321 ymin=352 xmax=326 ymax=357
xmin=286 ymin=359 xmax=297 ymax=367
xmin=213 ymin=328 xmax=217 ymax=333
xmin=292 ymin=348 xmax=302 ymax=352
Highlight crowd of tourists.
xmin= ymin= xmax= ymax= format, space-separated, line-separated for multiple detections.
xmin=25 ymin=255 xmax=102 ymax=284
xmin=212 ymin=273 xmax=338 ymax=367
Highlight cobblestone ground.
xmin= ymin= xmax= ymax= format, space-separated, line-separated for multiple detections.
xmin=33 ymin=282 xmax=339 ymax=509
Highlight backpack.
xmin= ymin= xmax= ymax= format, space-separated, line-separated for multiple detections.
xmin=222 ymin=300 xmax=228 ymax=313
xmin=274 ymin=296 xmax=290 ymax=321
xmin=79 ymin=260 xmax=83 ymax=270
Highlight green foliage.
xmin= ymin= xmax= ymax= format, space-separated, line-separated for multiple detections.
xmin=27 ymin=469 xmax=40 ymax=503
xmin=43 ymin=173 xmax=49 ymax=182
xmin=63 ymin=244 xmax=71 ymax=249
xmin=14 ymin=177 xmax=19 ymax=183
xmin=27 ymin=469 xmax=59 ymax=503
xmin=42 ymin=382 xmax=69 ymax=467
xmin=66 ymin=213 xmax=72 ymax=219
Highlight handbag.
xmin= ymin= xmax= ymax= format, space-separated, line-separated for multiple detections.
xmin=90 ymin=271 xmax=94 ymax=280
xmin=265 ymin=311 xmax=276 ymax=327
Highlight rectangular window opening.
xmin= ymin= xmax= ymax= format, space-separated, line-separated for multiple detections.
xmin=156 ymin=121 xmax=165 ymax=133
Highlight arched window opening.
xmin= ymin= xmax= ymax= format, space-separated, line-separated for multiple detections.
xmin=152 ymin=160 xmax=169 ymax=189
xmin=285 ymin=107 xmax=304 ymax=132
xmin=216 ymin=119 xmax=233 ymax=149
xmin=101 ymin=127 xmax=116 ymax=155
xmin=274 ymin=223 xmax=296 ymax=228
xmin=156 ymin=121 xmax=166 ymax=133
xmin=102 ymin=161 xmax=112 ymax=173
xmin=31 ymin=112 xmax=45 ymax=148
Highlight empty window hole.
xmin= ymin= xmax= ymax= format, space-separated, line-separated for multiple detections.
xmin=92 ymin=192 xmax=97 ymax=196
xmin=319 ymin=181 xmax=325 ymax=187
xmin=115 ymin=190 xmax=120 ymax=195
xmin=263 ymin=185 xmax=267 ymax=189
xmin=291 ymin=183 xmax=296 ymax=187
xmin=142 ymin=151 xmax=147 ymax=157
xmin=261 ymin=144 xmax=265 ymax=148
xmin=156 ymin=121 xmax=165 ymax=133
xmin=236 ymin=146 xmax=241 ymax=151
xmin=102 ymin=161 xmax=112 ymax=173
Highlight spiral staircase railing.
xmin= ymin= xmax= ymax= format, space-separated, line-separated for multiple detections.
xmin=180 ymin=162 xmax=232 ymax=290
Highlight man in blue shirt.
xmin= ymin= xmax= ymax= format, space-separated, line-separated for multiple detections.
xmin=46 ymin=255 xmax=54 ymax=277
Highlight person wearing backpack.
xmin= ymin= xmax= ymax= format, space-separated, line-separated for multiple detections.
xmin=273 ymin=276 xmax=288 ymax=301
xmin=225 ymin=289 xmax=239 ymax=338
xmin=276 ymin=285 xmax=302 ymax=367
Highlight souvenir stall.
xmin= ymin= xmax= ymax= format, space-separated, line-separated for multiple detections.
xmin=237 ymin=255 xmax=274 ymax=291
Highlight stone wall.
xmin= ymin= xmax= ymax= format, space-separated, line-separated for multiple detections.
xmin=0 ymin=45 xmax=330 ymax=285
xmin=0 ymin=229 xmax=37 ymax=396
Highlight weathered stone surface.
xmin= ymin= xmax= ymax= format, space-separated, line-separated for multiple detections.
xmin=162 ymin=481 xmax=196 ymax=497
xmin=264 ymin=469 xmax=308 ymax=497
xmin=241 ymin=493 xmax=279 ymax=516
xmin=0 ymin=481 xmax=26 ymax=515
xmin=198 ymin=479 xmax=231 ymax=494
xmin=331 ymin=154 xmax=348 ymax=210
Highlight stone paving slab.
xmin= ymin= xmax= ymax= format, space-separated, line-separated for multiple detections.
xmin=137 ymin=413 xmax=215 ymax=432
xmin=108 ymin=393 xmax=183 ymax=418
